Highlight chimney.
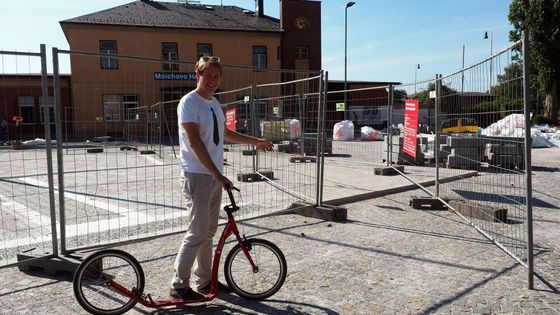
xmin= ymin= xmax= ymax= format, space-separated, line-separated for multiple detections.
xmin=255 ymin=0 xmax=264 ymax=17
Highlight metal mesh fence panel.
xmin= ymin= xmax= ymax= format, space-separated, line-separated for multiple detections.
xmin=434 ymin=39 xmax=531 ymax=266
xmin=0 ymin=46 xmax=57 ymax=267
xmin=53 ymin=49 xmax=321 ymax=252
xmin=389 ymin=78 xmax=452 ymax=193
xmin=249 ymin=75 xmax=324 ymax=210
xmin=326 ymin=86 xmax=390 ymax=162
xmin=321 ymin=86 xmax=392 ymax=200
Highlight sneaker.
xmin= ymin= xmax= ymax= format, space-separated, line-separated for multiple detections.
xmin=169 ymin=287 xmax=205 ymax=301
xmin=198 ymin=281 xmax=232 ymax=294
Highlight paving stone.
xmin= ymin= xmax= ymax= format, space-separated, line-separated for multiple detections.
xmin=1 ymin=148 xmax=560 ymax=314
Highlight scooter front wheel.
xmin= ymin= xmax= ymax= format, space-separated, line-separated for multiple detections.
xmin=224 ymin=238 xmax=287 ymax=300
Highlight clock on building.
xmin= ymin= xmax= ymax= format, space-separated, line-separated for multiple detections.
xmin=294 ymin=16 xmax=309 ymax=30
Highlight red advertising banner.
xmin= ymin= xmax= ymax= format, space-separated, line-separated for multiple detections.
xmin=403 ymin=99 xmax=419 ymax=157
xmin=226 ymin=108 xmax=236 ymax=131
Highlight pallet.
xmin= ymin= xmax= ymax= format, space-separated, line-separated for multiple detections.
xmin=290 ymin=156 xmax=316 ymax=163
xmin=237 ymin=170 xmax=274 ymax=182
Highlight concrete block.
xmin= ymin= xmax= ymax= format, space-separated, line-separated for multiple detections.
xmin=237 ymin=170 xmax=274 ymax=182
xmin=446 ymin=155 xmax=480 ymax=170
xmin=485 ymin=143 xmax=524 ymax=155
xmin=17 ymin=248 xmax=83 ymax=276
xmin=86 ymin=148 xmax=103 ymax=153
xmin=290 ymin=156 xmax=316 ymax=163
xmin=374 ymin=165 xmax=404 ymax=175
xmin=242 ymin=149 xmax=257 ymax=156
xmin=409 ymin=196 xmax=448 ymax=210
xmin=120 ymin=146 xmax=137 ymax=151
xmin=293 ymin=205 xmax=347 ymax=222
xmin=446 ymin=136 xmax=481 ymax=147
xmin=450 ymin=146 xmax=480 ymax=157
xmin=448 ymin=199 xmax=507 ymax=222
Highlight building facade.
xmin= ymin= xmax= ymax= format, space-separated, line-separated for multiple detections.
xmin=0 ymin=74 xmax=72 ymax=142
xmin=59 ymin=0 xmax=322 ymax=139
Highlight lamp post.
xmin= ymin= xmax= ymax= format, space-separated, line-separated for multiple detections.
xmin=484 ymin=30 xmax=493 ymax=88
xmin=344 ymin=1 xmax=355 ymax=120
xmin=461 ymin=44 xmax=465 ymax=93
xmin=414 ymin=64 xmax=420 ymax=94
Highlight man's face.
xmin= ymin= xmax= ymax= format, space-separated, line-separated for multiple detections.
xmin=197 ymin=64 xmax=221 ymax=94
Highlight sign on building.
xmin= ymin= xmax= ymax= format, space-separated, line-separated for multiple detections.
xmin=153 ymin=72 xmax=196 ymax=81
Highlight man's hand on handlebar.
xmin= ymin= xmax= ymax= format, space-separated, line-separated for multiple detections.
xmin=214 ymin=174 xmax=234 ymax=191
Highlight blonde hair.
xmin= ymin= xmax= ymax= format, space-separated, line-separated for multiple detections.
xmin=195 ymin=56 xmax=222 ymax=75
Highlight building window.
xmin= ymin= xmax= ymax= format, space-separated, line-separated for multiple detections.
xmin=162 ymin=42 xmax=179 ymax=71
xmin=294 ymin=46 xmax=309 ymax=59
xmin=100 ymin=40 xmax=118 ymax=69
xmin=197 ymin=43 xmax=213 ymax=59
xmin=18 ymin=96 xmax=35 ymax=123
xmin=253 ymin=46 xmax=267 ymax=69
xmin=39 ymin=96 xmax=55 ymax=124
xmin=103 ymin=94 xmax=139 ymax=121
xmin=122 ymin=95 xmax=139 ymax=121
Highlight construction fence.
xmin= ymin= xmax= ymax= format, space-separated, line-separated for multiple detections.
xmin=0 ymin=33 xmax=536 ymax=288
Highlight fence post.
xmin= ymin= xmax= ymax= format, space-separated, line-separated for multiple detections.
xmin=386 ymin=84 xmax=394 ymax=166
xmin=298 ymin=93 xmax=306 ymax=155
xmin=316 ymin=71 xmax=326 ymax=206
xmin=434 ymin=74 xmax=442 ymax=198
xmin=52 ymin=47 xmax=68 ymax=254
xmin=250 ymin=83 xmax=258 ymax=172
xmin=40 ymin=44 xmax=59 ymax=258
xmin=522 ymin=30 xmax=534 ymax=290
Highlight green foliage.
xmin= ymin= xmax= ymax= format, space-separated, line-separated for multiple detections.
xmin=532 ymin=114 xmax=557 ymax=126
xmin=509 ymin=0 xmax=560 ymax=120
xmin=393 ymin=89 xmax=408 ymax=101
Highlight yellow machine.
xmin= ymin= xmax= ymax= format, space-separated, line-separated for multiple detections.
xmin=441 ymin=118 xmax=478 ymax=133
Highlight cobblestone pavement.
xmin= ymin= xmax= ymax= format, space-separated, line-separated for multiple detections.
xmin=1 ymin=148 xmax=559 ymax=314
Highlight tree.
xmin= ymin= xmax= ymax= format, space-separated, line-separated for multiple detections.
xmin=509 ymin=0 xmax=560 ymax=124
xmin=393 ymin=89 xmax=408 ymax=101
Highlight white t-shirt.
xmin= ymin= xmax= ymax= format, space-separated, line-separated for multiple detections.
xmin=177 ymin=90 xmax=225 ymax=174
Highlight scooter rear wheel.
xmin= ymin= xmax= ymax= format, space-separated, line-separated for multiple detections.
xmin=73 ymin=249 xmax=145 ymax=315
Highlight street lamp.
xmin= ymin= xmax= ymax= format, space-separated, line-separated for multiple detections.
xmin=344 ymin=1 xmax=355 ymax=120
xmin=414 ymin=64 xmax=420 ymax=94
xmin=484 ymin=30 xmax=493 ymax=88
xmin=461 ymin=44 xmax=465 ymax=93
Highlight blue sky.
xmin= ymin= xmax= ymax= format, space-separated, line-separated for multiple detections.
xmin=1 ymin=0 xmax=513 ymax=87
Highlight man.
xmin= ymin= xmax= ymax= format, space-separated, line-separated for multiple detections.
xmin=171 ymin=56 xmax=273 ymax=301
xmin=0 ymin=117 xmax=8 ymax=144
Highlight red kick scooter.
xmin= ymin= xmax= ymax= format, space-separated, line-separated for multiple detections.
xmin=73 ymin=188 xmax=287 ymax=315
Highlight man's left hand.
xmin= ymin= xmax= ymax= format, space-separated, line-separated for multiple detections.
xmin=256 ymin=139 xmax=274 ymax=152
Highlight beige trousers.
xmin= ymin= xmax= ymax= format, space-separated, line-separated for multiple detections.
xmin=171 ymin=172 xmax=222 ymax=289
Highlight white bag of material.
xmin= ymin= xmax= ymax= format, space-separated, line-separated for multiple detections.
xmin=333 ymin=120 xmax=354 ymax=140
xmin=289 ymin=119 xmax=302 ymax=140
xmin=482 ymin=113 xmax=525 ymax=137
xmin=531 ymin=128 xmax=555 ymax=148
xmin=360 ymin=126 xmax=384 ymax=141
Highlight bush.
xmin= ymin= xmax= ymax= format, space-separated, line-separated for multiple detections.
xmin=532 ymin=115 xmax=558 ymax=126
